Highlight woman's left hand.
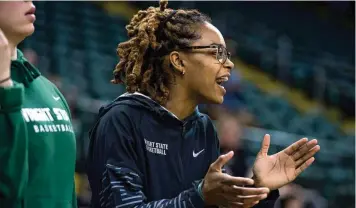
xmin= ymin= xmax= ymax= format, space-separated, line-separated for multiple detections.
xmin=252 ymin=134 xmax=320 ymax=190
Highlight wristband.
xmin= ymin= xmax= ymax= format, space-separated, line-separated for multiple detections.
xmin=197 ymin=180 xmax=205 ymax=200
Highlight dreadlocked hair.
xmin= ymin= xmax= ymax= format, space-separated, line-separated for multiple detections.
xmin=112 ymin=0 xmax=211 ymax=105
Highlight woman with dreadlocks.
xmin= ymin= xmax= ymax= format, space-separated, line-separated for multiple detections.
xmin=87 ymin=1 xmax=320 ymax=207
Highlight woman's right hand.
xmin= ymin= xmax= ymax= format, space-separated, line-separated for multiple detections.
xmin=0 ymin=28 xmax=12 ymax=87
xmin=202 ymin=151 xmax=270 ymax=208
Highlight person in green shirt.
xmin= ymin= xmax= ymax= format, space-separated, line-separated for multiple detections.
xmin=0 ymin=2 xmax=77 ymax=208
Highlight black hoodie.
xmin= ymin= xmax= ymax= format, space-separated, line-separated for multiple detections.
xmin=87 ymin=93 xmax=278 ymax=208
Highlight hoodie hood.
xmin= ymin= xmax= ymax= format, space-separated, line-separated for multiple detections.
xmin=11 ymin=49 xmax=41 ymax=87
xmin=89 ymin=92 xmax=202 ymax=139
xmin=98 ymin=92 xmax=201 ymax=125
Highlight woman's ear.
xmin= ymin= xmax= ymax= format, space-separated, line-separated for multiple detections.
xmin=169 ymin=51 xmax=185 ymax=74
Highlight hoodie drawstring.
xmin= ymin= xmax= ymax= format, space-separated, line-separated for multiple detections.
xmin=11 ymin=60 xmax=40 ymax=87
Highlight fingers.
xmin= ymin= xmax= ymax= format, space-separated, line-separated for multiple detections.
xmin=283 ymin=138 xmax=308 ymax=155
xmin=0 ymin=28 xmax=9 ymax=52
xmin=0 ymin=28 xmax=11 ymax=83
xmin=237 ymin=194 xmax=267 ymax=207
xmin=258 ymin=134 xmax=270 ymax=157
xmin=210 ymin=151 xmax=234 ymax=171
xmin=295 ymin=157 xmax=315 ymax=176
xmin=225 ymin=194 xmax=267 ymax=207
xmin=219 ymin=185 xmax=269 ymax=208
xmin=226 ymin=200 xmax=259 ymax=208
xmin=295 ymin=145 xmax=320 ymax=167
xmin=0 ymin=28 xmax=7 ymax=42
xmin=221 ymin=175 xmax=254 ymax=186
xmin=228 ymin=185 xmax=270 ymax=196
xmin=292 ymin=139 xmax=318 ymax=161
xmin=222 ymin=193 xmax=268 ymax=208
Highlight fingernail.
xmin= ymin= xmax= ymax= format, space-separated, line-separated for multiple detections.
xmin=225 ymin=151 xmax=233 ymax=156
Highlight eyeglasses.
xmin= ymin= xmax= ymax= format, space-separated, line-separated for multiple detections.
xmin=178 ymin=44 xmax=231 ymax=64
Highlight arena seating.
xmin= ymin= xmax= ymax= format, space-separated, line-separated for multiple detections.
xmin=204 ymin=1 xmax=355 ymax=118
xmin=21 ymin=2 xmax=354 ymax=207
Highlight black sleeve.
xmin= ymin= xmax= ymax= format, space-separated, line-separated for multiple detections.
xmin=93 ymin=108 xmax=205 ymax=208
xmin=253 ymin=190 xmax=279 ymax=208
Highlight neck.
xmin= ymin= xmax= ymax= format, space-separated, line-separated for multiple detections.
xmin=164 ymin=87 xmax=197 ymax=120
xmin=3 ymin=29 xmax=25 ymax=61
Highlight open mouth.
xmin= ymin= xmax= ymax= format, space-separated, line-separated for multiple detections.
xmin=216 ymin=76 xmax=229 ymax=87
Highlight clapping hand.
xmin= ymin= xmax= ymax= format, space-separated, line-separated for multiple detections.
xmin=252 ymin=134 xmax=320 ymax=190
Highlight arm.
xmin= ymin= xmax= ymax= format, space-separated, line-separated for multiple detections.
xmin=92 ymin=109 xmax=205 ymax=208
xmin=0 ymin=83 xmax=28 ymax=207
xmin=103 ymin=163 xmax=204 ymax=208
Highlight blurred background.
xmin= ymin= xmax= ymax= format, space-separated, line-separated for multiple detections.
xmin=19 ymin=1 xmax=355 ymax=208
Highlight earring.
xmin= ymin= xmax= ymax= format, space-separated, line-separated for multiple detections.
xmin=182 ymin=70 xmax=185 ymax=75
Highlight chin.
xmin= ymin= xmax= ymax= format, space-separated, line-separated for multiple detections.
xmin=15 ymin=23 xmax=35 ymax=39
xmin=22 ymin=24 xmax=35 ymax=36
xmin=215 ymin=96 xmax=224 ymax=104
xmin=205 ymin=95 xmax=224 ymax=105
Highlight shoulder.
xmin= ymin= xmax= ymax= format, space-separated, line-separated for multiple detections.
xmin=95 ymin=101 xmax=145 ymax=136
xmin=89 ymin=102 xmax=144 ymax=149
xmin=38 ymin=75 xmax=57 ymax=88
xmin=37 ymin=76 xmax=64 ymax=98
xmin=38 ymin=76 xmax=71 ymax=112
xmin=101 ymin=103 xmax=141 ymax=123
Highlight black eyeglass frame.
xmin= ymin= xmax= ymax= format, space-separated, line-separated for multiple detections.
xmin=177 ymin=44 xmax=232 ymax=64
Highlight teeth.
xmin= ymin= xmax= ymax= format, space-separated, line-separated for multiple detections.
xmin=216 ymin=76 xmax=229 ymax=83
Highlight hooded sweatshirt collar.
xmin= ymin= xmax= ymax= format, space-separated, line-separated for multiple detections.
xmin=11 ymin=49 xmax=41 ymax=87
